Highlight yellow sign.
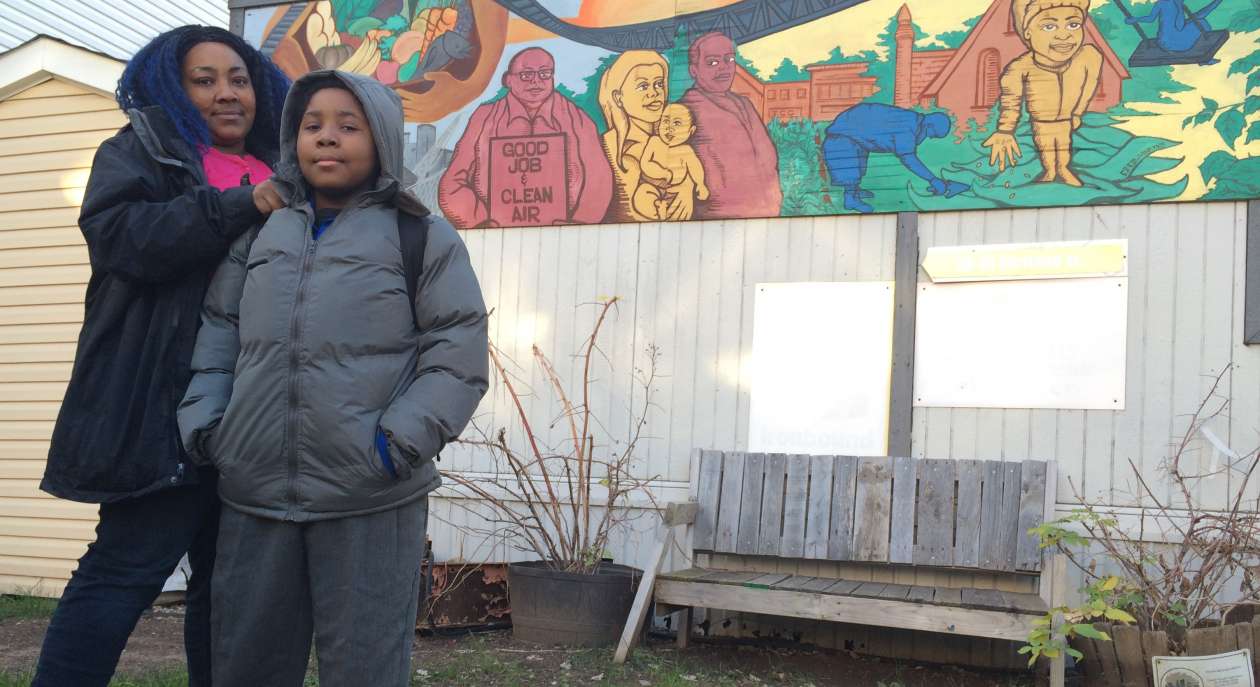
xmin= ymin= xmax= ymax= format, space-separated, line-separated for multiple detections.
xmin=921 ymin=240 xmax=1128 ymax=283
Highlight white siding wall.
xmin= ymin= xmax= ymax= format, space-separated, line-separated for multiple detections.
xmin=0 ymin=0 xmax=228 ymax=59
xmin=431 ymin=203 xmax=1259 ymax=575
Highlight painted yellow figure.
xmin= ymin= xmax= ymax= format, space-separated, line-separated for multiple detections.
xmin=984 ymin=0 xmax=1102 ymax=186
xmin=633 ymin=104 xmax=710 ymax=221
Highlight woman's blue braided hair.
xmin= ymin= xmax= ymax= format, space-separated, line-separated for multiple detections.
xmin=116 ymin=25 xmax=291 ymax=153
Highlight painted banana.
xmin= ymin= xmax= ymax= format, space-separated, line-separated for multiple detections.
xmin=338 ymin=34 xmax=381 ymax=75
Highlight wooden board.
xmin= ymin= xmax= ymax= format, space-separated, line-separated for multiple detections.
xmin=954 ymin=460 xmax=983 ymax=568
xmin=914 ymin=459 xmax=955 ymax=567
xmin=1015 ymin=460 xmax=1048 ymax=572
xmin=1093 ymin=624 xmax=1123 ymax=686
xmin=769 ymin=576 xmax=837 ymax=593
xmin=735 ymin=453 xmax=765 ymax=555
xmin=852 ymin=457 xmax=892 ymax=562
xmin=828 ymin=455 xmax=857 ymax=561
xmin=692 ymin=449 xmax=722 ymax=551
xmin=997 ymin=462 xmax=1023 ymax=572
xmin=779 ymin=455 xmax=809 ymax=558
xmin=758 ymin=454 xmax=787 ymax=557
xmin=1139 ymin=630 xmax=1168 ymax=684
xmin=1109 ymin=624 xmax=1145 ymax=687
xmin=803 ymin=454 xmax=832 ymax=559
xmin=654 ymin=579 xmax=1039 ymax=642
xmin=714 ymin=452 xmax=745 ymax=553
xmin=978 ymin=461 xmax=1005 ymax=569
xmin=888 ymin=455 xmax=916 ymax=564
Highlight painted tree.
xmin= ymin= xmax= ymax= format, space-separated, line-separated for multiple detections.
xmin=769 ymin=57 xmax=809 ymax=83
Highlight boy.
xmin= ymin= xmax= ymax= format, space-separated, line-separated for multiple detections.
xmin=983 ymin=0 xmax=1101 ymax=186
xmin=177 ymin=70 xmax=488 ymax=686
xmin=633 ymin=103 xmax=709 ymax=220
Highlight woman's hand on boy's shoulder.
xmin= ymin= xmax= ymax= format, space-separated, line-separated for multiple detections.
xmin=251 ymin=180 xmax=286 ymax=216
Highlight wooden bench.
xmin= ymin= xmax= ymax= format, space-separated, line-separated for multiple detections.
xmin=616 ymin=450 xmax=1066 ymax=685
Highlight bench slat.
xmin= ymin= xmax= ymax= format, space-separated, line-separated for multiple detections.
xmin=852 ymin=457 xmax=892 ymax=562
xmin=907 ymin=586 xmax=935 ymax=604
xmin=780 ymin=455 xmax=809 ymax=558
xmin=827 ymin=456 xmax=858 ymax=560
xmin=736 ymin=453 xmax=766 ymax=555
xmin=877 ymin=583 xmax=913 ymax=601
xmin=914 ymin=459 xmax=955 ymax=567
xmin=1016 ymin=460 xmax=1048 ymax=572
xmin=978 ymin=460 xmax=1006 ymax=569
xmin=803 ymin=455 xmax=833 ymax=559
xmin=889 ymin=456 xmax=916 ymax=564
xmin=657 ymin=571 xmax=1049 ymax=617
xmin=745 ymin=573 xmax=792 ymax=588
xmin=770 ymin=576 xmax=837 ymax=593
xmin=698 ymin=570 xmax=762 ymax=584
xmin=851 ymin=581 xmax=887 ymax=598
xmin=693 ymin=450 xmax=723 ymax=551
xmin=714 ymin=452 xmax=746 ymax=553
xmin=998 ymin=462 xmax=1024 ymax=572
xmin=954 ymin=459 xmax=984 ymax=568
xmin=758 ymin=454 xmax=787 ymax=556
xmin=961 ymin=587 xmax=1007 ymax=611
xmin=822 ymin=579 xmax=862 ymax=595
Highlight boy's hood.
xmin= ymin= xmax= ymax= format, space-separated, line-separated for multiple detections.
xmin=275 ymin=69 xmax=427 ymax=215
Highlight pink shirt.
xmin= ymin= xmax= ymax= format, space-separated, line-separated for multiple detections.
xmin=200 ymin=147 xmax=273 ymax=191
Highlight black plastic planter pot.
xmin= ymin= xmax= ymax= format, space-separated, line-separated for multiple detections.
xmin=507 ymin=561 xmax=643 ymax=646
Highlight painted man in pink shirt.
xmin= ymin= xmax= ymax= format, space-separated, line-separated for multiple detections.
xmin=439 ymin=47 xmax=613 ymax=228
xmin=679 ymin=32 xmax=782 ymax=219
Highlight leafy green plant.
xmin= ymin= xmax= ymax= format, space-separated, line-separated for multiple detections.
xmin=1022 ymin=369 xmax=1260 ymax=657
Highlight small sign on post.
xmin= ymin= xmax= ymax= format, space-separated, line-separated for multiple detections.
xmin=1153 ymin=650 xmax=1254 ymax=687
xmin=488 ymin=134 xmax=569 ymax=227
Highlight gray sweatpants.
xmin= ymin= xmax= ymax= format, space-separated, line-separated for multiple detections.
xmin=211 ymin=499 xmax=428 ymax=687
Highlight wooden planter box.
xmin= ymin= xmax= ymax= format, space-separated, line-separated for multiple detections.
xmin=1074 ymin=615 xmax=1260 ymax=686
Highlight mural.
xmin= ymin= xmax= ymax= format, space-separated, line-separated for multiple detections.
xmin=242 ymin=0 xmax=1260 ymax=228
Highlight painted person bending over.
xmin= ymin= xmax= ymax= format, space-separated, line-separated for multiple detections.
xmin=822 ymin=103 xmax=967 ymax=213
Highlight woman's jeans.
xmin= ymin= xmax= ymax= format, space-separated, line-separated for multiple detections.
xmin=32 ymin=468 xmax=220 ymax=687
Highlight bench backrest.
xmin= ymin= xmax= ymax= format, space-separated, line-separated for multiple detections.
xmin=690 ymin=450 xmax=1055 ymax=574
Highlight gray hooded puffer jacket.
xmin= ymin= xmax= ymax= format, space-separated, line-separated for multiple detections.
xmin=177 ymin=70 xmax=488 ymax=522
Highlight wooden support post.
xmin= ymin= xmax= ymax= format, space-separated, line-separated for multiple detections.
xmin=614 ymin=503 xmax=695 ymax=664
xmin=677 ymin=607 xmax=692 ymax=649
xmin=1049 ymin=554 xmax=1067 ymax=687
xmin=1246 ymin=199 xmax=1259 ymax=345
xmin=888 ymin=211 xmax=919 ymax=456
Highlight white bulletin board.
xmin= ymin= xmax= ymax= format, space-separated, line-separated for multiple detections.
xmin=914 ymin=277 xmax=1128 ymax=410
xmin=748 ymin=282 xmax=895 ymax=456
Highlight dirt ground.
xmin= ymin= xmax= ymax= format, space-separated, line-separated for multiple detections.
xmin=0 ymin=602 xmax=1040 ymax=686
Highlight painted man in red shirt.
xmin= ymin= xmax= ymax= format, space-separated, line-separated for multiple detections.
xmin=679 ymin=32 xmax=782 ymax=220
xmin=439 ymin=47 xmax=613 ymax=228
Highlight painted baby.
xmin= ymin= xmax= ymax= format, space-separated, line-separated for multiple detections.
xmin=632 ymin=104 xmax=709 ymax=221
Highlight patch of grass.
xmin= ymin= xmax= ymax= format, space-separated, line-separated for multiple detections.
xmin=416 ymin=635 xmax=535 ymax=685
xmin=109 ymin=669 xmax=193 ymax=687
xmin=0 ymin=671 xmax=33 ymax=687
xmin=0 ymin=595 xmax=58 ymax=622
xmin=0 ymin=669 xmax=191 ymax=687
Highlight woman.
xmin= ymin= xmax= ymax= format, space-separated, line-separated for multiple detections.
xmin=598 ymin=50 xmax=683 ymax=222
xmin=34 ymin=26 xmax=289 ymax=687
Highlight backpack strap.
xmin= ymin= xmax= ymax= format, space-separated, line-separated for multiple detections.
xmin=397 ymin=210 xmax=429 ymax=331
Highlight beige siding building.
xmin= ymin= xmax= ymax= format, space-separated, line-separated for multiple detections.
xmin=0 ymin=36 xmax=126 ymax=596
